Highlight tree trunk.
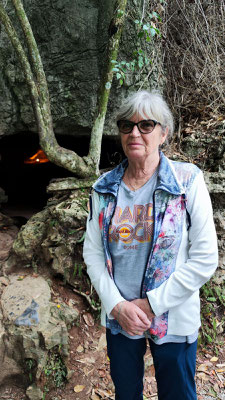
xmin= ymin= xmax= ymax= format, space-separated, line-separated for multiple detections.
xmin=87 ymin=0 xmax=128 ymax=175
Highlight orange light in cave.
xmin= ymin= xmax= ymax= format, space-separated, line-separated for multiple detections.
xmin=24 ymin=149 xmax=49 ymax=164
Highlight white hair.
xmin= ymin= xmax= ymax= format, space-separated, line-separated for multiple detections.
xmin=116 ymin=90 xmax=174 ymax=139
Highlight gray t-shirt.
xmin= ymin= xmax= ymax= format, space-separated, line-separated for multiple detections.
xmin=109 ymin=171 xmax=198 ymax=344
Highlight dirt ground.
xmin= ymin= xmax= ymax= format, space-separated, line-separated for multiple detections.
xmin=0 ymin=280 xmax=224 ymax=400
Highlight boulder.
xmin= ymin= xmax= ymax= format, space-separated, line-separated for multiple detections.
xmin=26 ymin=385 xmax=43 ymax=400
xmin=7 ymin=185 xmax=89 ymax=281
xmin=0 ymin=274 xmax=79 ymax=395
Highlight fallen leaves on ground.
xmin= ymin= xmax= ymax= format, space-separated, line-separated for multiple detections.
xmin=83 ymin=312 xmax=95 ymax=326
xmin=74 ymin=385 xmax=85 ymax=393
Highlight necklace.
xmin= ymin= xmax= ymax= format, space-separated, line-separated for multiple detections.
xmin=126 ymin=171 xmax=149 ymax=191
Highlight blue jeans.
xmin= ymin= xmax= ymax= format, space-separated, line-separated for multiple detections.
xmin=106 ymin=329 xmax=197 ymax=400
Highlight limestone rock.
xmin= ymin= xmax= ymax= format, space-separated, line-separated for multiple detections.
xmin=12 ymin=209 xmax=50 ymax=261
xmin=26 ymin=384 xmax=43 ymax=400
xmin=0 ymin=232 xmax=16 ymax=262
xmin=51 ymin=197 xmax=88 ymax=228
xmin=1 ymin=275 xmax=51 ymax=325
xmin=204 ymin=172 xmax=225 ymax=195
xmin=0 ymin=274 xmax=79 ymax=390
xmin=181 ymin=131 xmax=225 ymax=173
xmin=0 ymin=212 xmax=14 ymax=228
xmin=47 ymin=177 xmax=95 ymax=193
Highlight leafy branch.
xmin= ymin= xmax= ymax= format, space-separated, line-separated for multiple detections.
xmin=112 ymin=11 xmax=162 ymax=86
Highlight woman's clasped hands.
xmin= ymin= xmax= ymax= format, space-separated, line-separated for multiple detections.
xmin=111 ymin=298 xmax=154 ymax=336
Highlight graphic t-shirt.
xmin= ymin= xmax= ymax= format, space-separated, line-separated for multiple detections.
xmin=109 ymin=170 xmax=157 ymax=302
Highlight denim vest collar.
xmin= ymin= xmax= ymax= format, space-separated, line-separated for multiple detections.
xmin=93 ymin=152 xmax=185 ymax=197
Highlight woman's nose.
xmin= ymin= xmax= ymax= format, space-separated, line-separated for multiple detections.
xmin=130 ymin=125 xmax=140 ymax=136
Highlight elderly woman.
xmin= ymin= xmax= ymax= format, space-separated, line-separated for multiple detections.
xmin=83 ymin=90 xmax=218 ymax=400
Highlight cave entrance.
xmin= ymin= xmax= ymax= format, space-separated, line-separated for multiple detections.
xmin=0 ymin=132 xmax=122 ymax=219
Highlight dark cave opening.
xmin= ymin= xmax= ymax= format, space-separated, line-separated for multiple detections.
xmin=0 ymin=132 xmax=123 ymax=217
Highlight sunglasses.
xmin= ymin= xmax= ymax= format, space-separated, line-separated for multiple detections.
xmin=117 ymin=119 xmax=161 ymax=134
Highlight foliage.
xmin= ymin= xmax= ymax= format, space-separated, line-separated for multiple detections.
xmin=25 ymin=358 xmax=36 ymax=383
xmin=73 ymin=263 xmax=83 ymax=279
xmin=164 ymin=0 xmax=225 ymax=125
xmin=112 ymin=9 xmax=162 ymax=86
xmin=199 ymin=279 xmax=225 ymax=349
xmin=44 ymin=350 xmax=67 ymax=389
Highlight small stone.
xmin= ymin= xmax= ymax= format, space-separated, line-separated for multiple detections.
xmin=26 ymin=384 xmax=43 ymax=400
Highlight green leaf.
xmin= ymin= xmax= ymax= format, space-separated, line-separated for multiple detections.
xmin=150 ymin=27 xmax=156 ymax=37
xmin=143 ymin=24 xmax=149 ymax=31
xmin=68 ymin=229 xmax=77 ymax=235
xmin=206 ymin=334 xmax=213 ymax=343
xmin=105 ymin=82 xmax=111 ymax=90
xmin=76 ymin=232 xmax=86 ymax=243
xmin=212 ymin=318 xmax=217 ymax=330
xmin=116 ymin=72 xmax=121 ymax=79
xmin=134 ymin=19 xmax=140 ymax=24
xmin=153 ymin=11 xmax=159 ymax=18
xmin=138 ymin=56 xmax=144 ymax=68
xmin=112 ymin=67 xmax=120 ymax=72
xmin=130 ymin=61 xmax=136 ymax=71
xmin=111 ymin=60 xmax=117 ymax=64
xmin=117 ymin=9 xmax=124 ymax=17
xmin=207 ymin=297 xmax=217 ymax=302
xmin=138 ymin=31 xmax=144 ymax=38
xmin=119 ymin=79 xmax=123 ymax=85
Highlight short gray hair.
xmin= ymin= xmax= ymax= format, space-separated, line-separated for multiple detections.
xmin=116 ymin=90 xmax=174 ymax=139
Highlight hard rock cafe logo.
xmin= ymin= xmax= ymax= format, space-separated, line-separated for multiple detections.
xmin=109 ymin=204 xmax=153 ymax=244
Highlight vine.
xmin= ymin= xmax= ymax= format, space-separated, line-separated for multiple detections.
xmin=112 ymin=10 xmax=162 ymax=86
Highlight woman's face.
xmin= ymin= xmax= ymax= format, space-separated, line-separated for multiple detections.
xmin=120 ymin=114 xmax=168 ymax=163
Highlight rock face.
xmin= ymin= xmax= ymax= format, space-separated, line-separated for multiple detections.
xmin=0 ymin=0 xmax=164 ymax=138
xmin=179 ymin=127 xmax=225 ymax=270
xmin=0 ymin=274 xmax=79 ymax=398
xmin=0 ymin=213 xmax=19 ymax=267
xmin=0 ymin=0 xmax=112 ymax=136
xmin=7 ymin=181 xmax=90 ymax=279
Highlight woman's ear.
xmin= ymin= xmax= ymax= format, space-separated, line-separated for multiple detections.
xmin=161 ymin=126 xmax=169 ymax=145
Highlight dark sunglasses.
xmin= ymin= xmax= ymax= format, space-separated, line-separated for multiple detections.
xmin=117 ymin=119 xmax=161 ymax=134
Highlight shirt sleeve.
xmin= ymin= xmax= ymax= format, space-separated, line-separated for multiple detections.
xmin=147 ymin=171 xmax=218 ymax=317
xmin=83 ymin=191 xmax=125 ymax=318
